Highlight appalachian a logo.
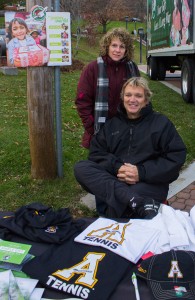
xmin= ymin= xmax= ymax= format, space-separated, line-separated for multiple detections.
xmin=87 ymin=222 xmax=131 ymax=245
xmin=168 ymin=260 xmax=183 ymax=279
xmin=46 ymin=252 xmax=105 ymax=299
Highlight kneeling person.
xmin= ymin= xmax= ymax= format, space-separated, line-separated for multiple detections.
xmin=74 ymin=77 xmax=186 ymax=219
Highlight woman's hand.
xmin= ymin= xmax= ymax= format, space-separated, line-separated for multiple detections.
xmin=117 ymin=163 xmax=139 ymax=184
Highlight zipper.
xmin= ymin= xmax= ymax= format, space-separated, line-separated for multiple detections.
xmin=128 ymin=125 xmax=134 ymax=155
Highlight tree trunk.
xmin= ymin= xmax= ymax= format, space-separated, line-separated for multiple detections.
xmin=26 ymin=0 xmax=57 ymax=179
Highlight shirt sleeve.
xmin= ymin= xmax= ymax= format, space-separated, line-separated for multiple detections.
xmin=89 ymin=124 xmax=124 ymax=175
xmin=75 ymin=62 xmax=97 ymax=134
xmin=138 ymin=119 xmax=186 ymax=184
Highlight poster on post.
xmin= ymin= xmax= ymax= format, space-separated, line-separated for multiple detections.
xmin=5 ymin=7 xmax=72 ymax=67
xmin=5 ymin=6 xmax=49 ymax=67
xmin=46 ymin=12 xmax=72 ymax=66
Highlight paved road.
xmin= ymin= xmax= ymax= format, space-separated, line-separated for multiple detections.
xmin=138 ymin=64 xmax=181 ymax=94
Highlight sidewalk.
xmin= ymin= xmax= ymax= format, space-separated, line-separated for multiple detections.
xmin=167 ymin=162 xmax=195 ymax=212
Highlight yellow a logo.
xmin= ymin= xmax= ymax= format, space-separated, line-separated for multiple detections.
xmin=53 ymin=252 xmax=105 ymax=288
xmin=88 ymin=222 xmax=131 ymax=245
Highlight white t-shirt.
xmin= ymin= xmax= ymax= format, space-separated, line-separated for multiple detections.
xmin=74 ymin=217 xmax=160 ymax=263
xmin=75 ymin=205 xmax=195 ymax=263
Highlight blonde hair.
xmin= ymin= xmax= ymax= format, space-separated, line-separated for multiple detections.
xmin=99 ymin=27 xmax=134 ymax=60
xmin=121 ymin=77 xmax=152 ymax=101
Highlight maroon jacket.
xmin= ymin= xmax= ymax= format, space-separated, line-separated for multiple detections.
xmin=75 ymin=55 xmax=140 ymax=148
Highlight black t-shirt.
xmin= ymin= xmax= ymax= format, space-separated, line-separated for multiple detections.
xmin=23 ymin=237 xmax=133 ymax=300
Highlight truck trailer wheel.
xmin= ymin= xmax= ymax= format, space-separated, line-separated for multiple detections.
xmin=158 ymin=61 xmax=166 ymax=80
xmin=181 ymin=59 xmax=195 ymax=103
xmin=148 ymin=57 xmax=158 ymax=80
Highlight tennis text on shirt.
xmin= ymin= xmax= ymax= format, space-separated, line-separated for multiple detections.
xmin=46 ymin=252 xmax=105 ymax=299
xmin=74 ymin=217 xmax=161 ymax=263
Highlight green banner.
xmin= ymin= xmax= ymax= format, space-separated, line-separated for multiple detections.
xmin=147 ymin=0 xmax=193 ymax=49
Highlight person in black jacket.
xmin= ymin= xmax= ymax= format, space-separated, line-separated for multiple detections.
xmin=74 ymin=77 xmax=186 ymax=219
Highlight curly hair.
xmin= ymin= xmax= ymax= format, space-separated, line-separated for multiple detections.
xmin=121 ymin=77 xmax=153 ymax=102
xmin=99 ymin=27 xmax=134 ymax=60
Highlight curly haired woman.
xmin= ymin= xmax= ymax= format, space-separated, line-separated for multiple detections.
xmin=75 ymin=27 xmax=140 ymax=149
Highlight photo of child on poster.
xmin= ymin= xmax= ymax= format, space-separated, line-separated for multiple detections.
xmin=5 ymin=7 xmax=49 ymax=67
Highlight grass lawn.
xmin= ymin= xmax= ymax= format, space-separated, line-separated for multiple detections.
xmin=0 ymin=24 xmax=195 ymax=216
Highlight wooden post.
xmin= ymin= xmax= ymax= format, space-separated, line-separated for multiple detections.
xmin=26 ymin=0 xmax=57 ymax=179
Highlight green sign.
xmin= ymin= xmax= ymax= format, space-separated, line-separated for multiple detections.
xmin=147 ymin=0 xmax=193 ymax=49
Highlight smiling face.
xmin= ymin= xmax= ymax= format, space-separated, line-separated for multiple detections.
xmin=123 ymin=84 xmax=148 ymax=119
xmin=11 ymin=21 xmax=27 ymax=40
xmin=108 ymin=37 xmax=126 ymax=61
xmin=31 ymin=32 xmax=38 ymax=38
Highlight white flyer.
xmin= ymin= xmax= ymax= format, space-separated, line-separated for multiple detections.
xmin=46 ymin=12 xmax=72 ymax=66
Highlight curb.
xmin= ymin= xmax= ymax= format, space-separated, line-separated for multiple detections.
xmin=167 ymin=161 xmax=195 ymax=199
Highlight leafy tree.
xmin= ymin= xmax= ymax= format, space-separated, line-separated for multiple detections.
xmin=60 ymin=0 xmax=81 ymax=21
xmin=60 ymin=0 xmax=139 ymax=34
xmin=81 ymin=0 xmax=122 ymax=33
xmin=133 ymin=0 xmax=147 ymax=20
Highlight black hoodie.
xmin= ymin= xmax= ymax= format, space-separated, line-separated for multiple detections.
xmin=89 ymin=102 xmax=186 ymax=186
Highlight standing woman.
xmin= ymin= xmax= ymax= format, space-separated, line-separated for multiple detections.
xmin=75 ymin=27 xmax=140 ymax=149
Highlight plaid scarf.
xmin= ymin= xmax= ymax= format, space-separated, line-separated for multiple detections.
xmin=94 ymin=56 xmax=138 ymax=134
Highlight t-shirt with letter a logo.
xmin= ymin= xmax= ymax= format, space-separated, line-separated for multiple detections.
xmin=22 ymin=237 xmax=132 ymax=299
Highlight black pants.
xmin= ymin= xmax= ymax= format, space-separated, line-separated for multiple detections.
xmin=74 ymin=160 xmax=168 ymax=218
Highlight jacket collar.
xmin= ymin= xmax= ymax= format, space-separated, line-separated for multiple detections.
xmin=118 ymin=102 xmax=153 ymax=120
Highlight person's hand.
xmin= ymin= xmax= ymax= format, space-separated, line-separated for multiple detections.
xmin=129 ymin=196 xmax=162 ymax=219
xmin=117 ymin=163 xmax=139 ymax=184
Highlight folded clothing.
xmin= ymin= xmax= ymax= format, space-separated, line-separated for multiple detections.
xmin=0 ymin=202 xmax=85 ymax=244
